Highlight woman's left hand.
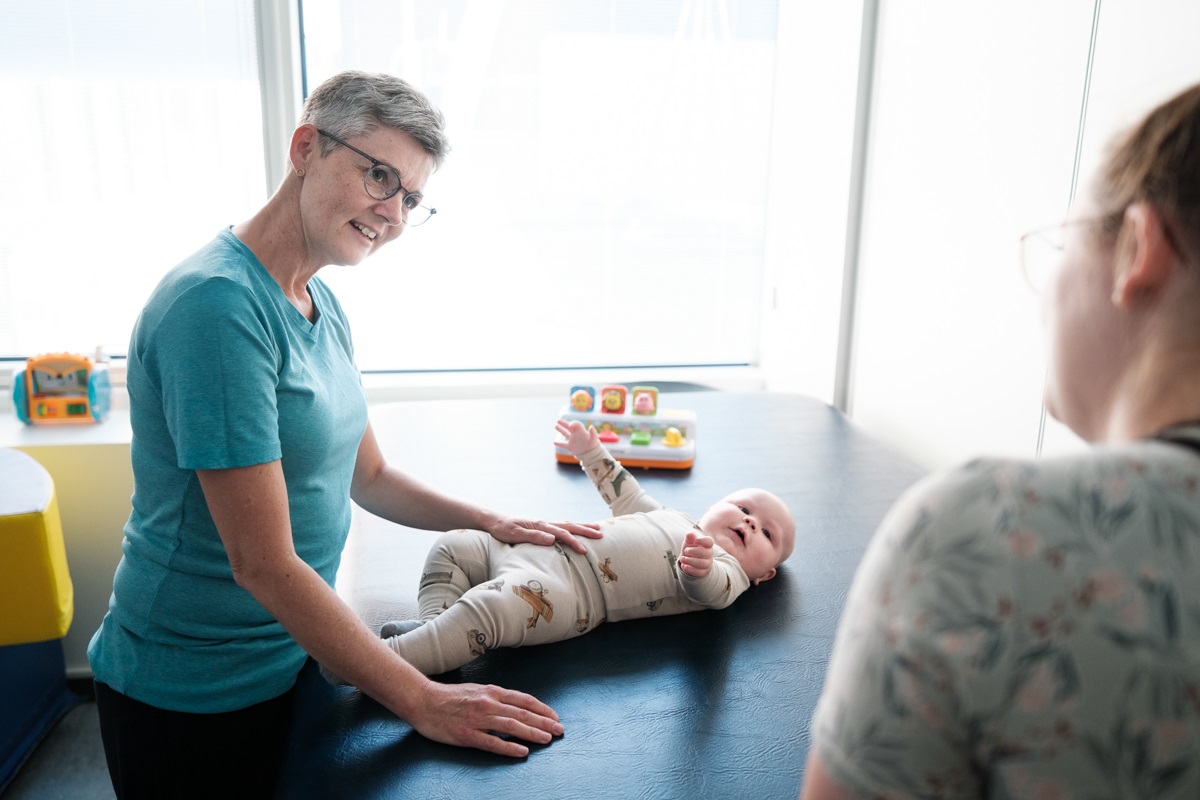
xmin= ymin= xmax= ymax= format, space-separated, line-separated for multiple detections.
xmin=487 ymin=516 xmax=602 ymax=554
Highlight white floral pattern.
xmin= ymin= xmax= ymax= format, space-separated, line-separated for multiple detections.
xmin=812 ymin=435 xmax=1200 ymax=799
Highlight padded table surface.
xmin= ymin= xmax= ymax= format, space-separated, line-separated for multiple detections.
xmin=279 ymin=392 xmax=925 ymax=799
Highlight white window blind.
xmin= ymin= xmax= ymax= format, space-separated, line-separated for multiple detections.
xmin=0 ymin=0 xmax=265 ymax=360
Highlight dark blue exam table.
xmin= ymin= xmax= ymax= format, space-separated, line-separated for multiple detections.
xmin=279 ymin=392 xmax=924 ymax=800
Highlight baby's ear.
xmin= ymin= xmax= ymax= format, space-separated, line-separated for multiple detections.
xmin=752 ymin=567 xmax=777 ymax=586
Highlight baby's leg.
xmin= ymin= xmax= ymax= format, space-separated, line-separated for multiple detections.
xmin=387 ymin=561 xmax=583 ymax=675
xmin=415 ymin=529 xmax=494 ymax=621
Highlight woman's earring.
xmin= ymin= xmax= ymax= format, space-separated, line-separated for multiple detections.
xmin=295 ymin=167 xmax=306 ymax=177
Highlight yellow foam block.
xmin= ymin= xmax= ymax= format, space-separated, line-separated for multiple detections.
xmin=0 ymin=448 xmax=74 ymax=645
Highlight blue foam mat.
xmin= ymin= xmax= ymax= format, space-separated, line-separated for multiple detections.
xmin=0 ymin=639 xmax=84 ymax=792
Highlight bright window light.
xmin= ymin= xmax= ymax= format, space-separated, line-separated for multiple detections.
xmin=302 ymin=0 xmax=780 ymax=372
xmin=0 ymin=0 xmax=265 ymax=360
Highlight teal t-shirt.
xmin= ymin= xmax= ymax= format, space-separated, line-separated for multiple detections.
xmin=88 ymin=229 xmax=368 ymax=712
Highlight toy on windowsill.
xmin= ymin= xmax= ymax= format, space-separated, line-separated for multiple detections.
xmin=555 ymin=384 xmax=696 ymax=470
xmin=13 ymin=352 xmax=112 ymax=425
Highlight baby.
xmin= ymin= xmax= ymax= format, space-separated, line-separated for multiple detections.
xmin=358 ymin=419 xmax=796 ymax=677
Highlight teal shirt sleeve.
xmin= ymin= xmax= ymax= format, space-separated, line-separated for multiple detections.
xmin=144 ymin=276 xmax=283 ymax=470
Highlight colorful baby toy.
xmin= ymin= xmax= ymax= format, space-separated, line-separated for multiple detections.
xmin=13 ymin=352 xmax=111 ymax=425
xmin=554 ymin=384 xmax=696 ymax=469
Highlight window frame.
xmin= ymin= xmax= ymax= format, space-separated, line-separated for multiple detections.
xmin=1 ymin=1 xmax=869 ymax=410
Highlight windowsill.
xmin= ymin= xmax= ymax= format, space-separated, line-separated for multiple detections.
xmin=0 ymin=408 xmax=133 ymax=448
xmin=0 ymin=364 xmax=764 ymax=446
xmin=357 ymin=364 xmax=763 ymax=402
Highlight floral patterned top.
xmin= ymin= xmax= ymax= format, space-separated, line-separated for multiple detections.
xmin=812 ymin=432 xmax=1200 ymax=799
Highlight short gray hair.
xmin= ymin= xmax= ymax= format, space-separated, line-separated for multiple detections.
xmin=299 ymin=70 xmax=450 ymax=169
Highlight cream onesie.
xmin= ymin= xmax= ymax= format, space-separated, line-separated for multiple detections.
xmin=384 ymin=443 xmax=751 ymax=675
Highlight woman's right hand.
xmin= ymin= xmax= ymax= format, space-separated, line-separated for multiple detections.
xmin=406 ymin=680 xmax=564 ymax=757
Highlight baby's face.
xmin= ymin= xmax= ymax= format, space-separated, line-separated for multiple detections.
xmin=697 ymin=489 xmax=794 ymax=584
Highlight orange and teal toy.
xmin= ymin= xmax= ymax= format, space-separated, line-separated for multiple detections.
xmin=13 ymin=353 xmax=111 ymax=425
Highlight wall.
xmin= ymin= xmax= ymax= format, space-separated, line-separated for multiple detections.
xmin=850 ymin=0 xmax=1200 ymax=470
xmin=758 ymin=3 xmax=863 ymax=401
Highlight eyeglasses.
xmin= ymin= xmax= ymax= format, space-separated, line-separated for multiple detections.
xmin=316 ymin=129 xmax=436 ymax=226
xmin=1021 ymin=208 xmax=1190 ymax=294
xmin=1018 ymin=217 xmax=1101 ymax=294
xmin=1019 ymin=222 xmax=1067 ymax=294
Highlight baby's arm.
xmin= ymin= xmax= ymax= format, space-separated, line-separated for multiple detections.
xmin=555 ymin=419 xmax=600 ymax=457
xmin=558 ymin=418 xmax=662 ymax=515
xmin=677 ymin=539 xmax=751 ymax=609
xmin=677 ymin=530 xmax=714 ymax=578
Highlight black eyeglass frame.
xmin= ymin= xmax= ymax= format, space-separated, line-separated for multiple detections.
xmin=316 ymin=128 xmax=437 ymax=225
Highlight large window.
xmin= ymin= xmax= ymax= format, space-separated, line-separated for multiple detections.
xmin=3 ymin=0 xmax=852 ymax=390
xmin=302 ymin=0 xmax=781 ymax=372
xmin=0 ymin=0 xmax=265 ymax=360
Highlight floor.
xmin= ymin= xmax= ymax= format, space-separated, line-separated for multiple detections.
xmin=2 ymin=698 xmax=113 ymax=800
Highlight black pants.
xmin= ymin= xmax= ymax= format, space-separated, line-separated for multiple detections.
xmin=94 ymin=679 xmax=296 ymax=799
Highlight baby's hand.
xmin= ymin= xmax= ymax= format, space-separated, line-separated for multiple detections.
xmin=554 ymin=418 xmax=600 ymax=457
xmin=677 ymin=530 xmax=714 ymax=578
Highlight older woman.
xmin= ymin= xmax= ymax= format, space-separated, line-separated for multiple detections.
xmin=88 ymin=70 xmax=601 ymax=797
xmin=801 ymin=82 xmax=1200 ymax=798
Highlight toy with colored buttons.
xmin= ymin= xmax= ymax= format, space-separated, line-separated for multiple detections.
xmin=12 ymin=352 xmax=112 ymax=425
xmin=555 ymin=384 xmax=696 ymax=470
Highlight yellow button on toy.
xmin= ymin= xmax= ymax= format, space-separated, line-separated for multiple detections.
xmin=662 ymin=427 xmax=685 ymax=447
